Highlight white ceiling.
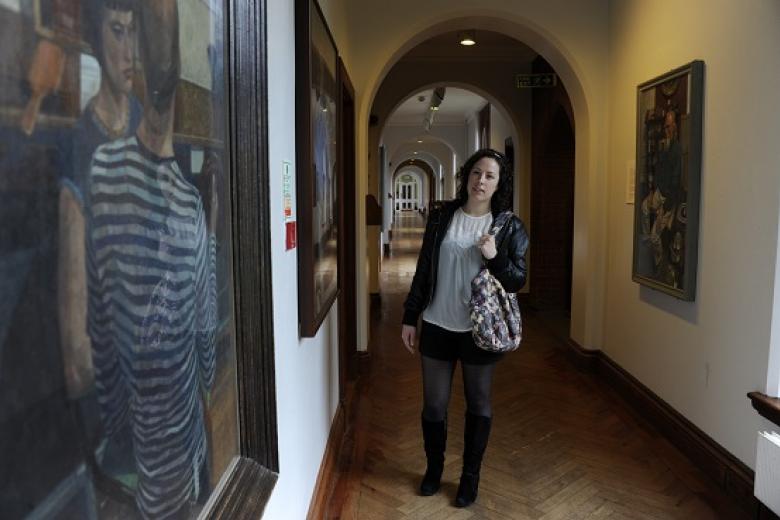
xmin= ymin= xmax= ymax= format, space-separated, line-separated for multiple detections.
xmin=387 ymin=87 xmax=488 ymax=126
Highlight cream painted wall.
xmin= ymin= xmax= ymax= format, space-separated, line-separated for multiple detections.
xmin=342 ymin=0 xmax=611 ymax=351
xmin=489 ymin=105 xmax=512 ymax=157
xmin=262 ymin=0 xmax=343 ymax=517
xmin=316 ymin=0 xmax=350 ymax=67
xmin=465 ymin=112 xmax=479 ymax=157
xmin=604 ymin=0 xmax=780 ymax=468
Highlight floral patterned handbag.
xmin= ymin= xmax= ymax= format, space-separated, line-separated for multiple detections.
xmin=469 ymin=211 xmax=523 ymax=353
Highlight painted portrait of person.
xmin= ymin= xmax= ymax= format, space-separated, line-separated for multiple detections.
xmin=85 ymin=0 xmax=218 ymax=517
xmin=640 ymin=106 xmax=685 ymax=288
xmin=654 ymin=109 xmax=683 ymax=214
xmin=58 ymin=0 xmax=142 ymax=404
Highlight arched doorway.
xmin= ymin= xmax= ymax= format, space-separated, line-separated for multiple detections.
xmin=530 ymin=56 xmax=575 ymax=313
xmin=393 ymin=158 xmax=436 ymax=210
xmin=532 ymin=106 xmax=575 ymax=312
xmin=353 ymin=12 xmax=604 ymax=351
xmin=378 ymin=82 xmax=524 ymax=211
xmin=394 ymin=171 xmax=421 ymax=211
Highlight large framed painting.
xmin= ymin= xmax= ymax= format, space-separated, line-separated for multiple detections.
xmin=295 ymin=0 xmax=340 ymax=337
xmin=632 ymin=60 xmax=704 ymax=301
xmin=0 ymin=0 xmax=277 ymax=517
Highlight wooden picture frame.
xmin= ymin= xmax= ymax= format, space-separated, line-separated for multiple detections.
xmin=336 ymin=56 xmax=358 ymax=392
xmin=632 ymin=60 xmax=704 ymax=301
xmin=204 ymin=0 xmax=279 ymax=516
xmin=295 ymin=0 xmax=340 ymax=337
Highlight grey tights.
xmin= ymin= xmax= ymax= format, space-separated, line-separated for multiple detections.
xmin=420 ymin=355 xmax=496 ymax=421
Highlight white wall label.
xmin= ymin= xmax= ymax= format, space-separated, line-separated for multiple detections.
xmin=283 ymin=161 xmax=296 ymax=251
xmin=626 ymin=159 xmax=636 ymax=204
xmin=282 ymin=160 xmax=293 ymax=221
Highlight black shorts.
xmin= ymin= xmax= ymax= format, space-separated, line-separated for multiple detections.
xmin=419 ymin=320 xmax=504 ymax=365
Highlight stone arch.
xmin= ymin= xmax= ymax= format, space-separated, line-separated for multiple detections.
xmin=362 ymin=14 xmax=589 ymax=138
xmin=355 ymin=12 xmax=605 ymax=351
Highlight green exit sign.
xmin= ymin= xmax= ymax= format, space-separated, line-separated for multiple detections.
xmin=515 ymin=73 xmax=557 ymax=88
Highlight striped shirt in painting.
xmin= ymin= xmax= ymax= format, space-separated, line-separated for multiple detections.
xmin=86 ymin=136 xmax=217 ymax=519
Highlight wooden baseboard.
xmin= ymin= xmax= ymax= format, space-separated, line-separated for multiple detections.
xmin=306 ymin=403 xmax=346 ymax=520
xmin=564 ymin=338 xmax=600 ymax=373
xmin=564 ymin=338 xmax=777 ymax=519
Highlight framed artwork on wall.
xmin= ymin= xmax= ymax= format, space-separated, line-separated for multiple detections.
xmin=632 ymin=60 xmax=704 ymax=301
xmin=295 ymin=0 xmax=340 ymax=337
xmin=34 ymin=0 xmax=83 ymax=44
xmin=0 ymin=0 xmax=278 ymax=517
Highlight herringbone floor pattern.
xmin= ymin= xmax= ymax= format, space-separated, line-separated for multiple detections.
xmin=332 ymin=213 xmax=747 ymax=520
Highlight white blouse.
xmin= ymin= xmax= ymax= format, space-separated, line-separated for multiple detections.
xmin=423 ymin=208 xmax=492 ymax=332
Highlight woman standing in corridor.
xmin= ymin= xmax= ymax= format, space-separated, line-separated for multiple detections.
xmin=401 ymin=148 xmax=529 ymax=507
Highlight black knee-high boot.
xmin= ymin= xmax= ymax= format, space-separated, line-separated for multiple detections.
xmin=420 ymin=416 xmax=447 ymax=496
xmin=455 ymin=412 xmax=492 ymax=507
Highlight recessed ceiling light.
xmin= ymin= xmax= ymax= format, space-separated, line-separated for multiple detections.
xmin=459 ymin=30 xmax=476 ymax=46
xmin=417 ymin=139 xmax=423 ymax=143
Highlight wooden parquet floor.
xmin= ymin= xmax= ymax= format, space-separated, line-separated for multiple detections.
xmin=329 ymin=214 xmax=748 ymax=520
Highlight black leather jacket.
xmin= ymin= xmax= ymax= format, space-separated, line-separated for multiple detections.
xmin=402 ymin=200 xmax=529 ymax=326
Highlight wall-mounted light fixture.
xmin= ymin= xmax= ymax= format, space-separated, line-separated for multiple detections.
xmin=459 ymin=30 xmax=476 ymax=46
xmin=424 ymin=87 xmax=446 ymax=131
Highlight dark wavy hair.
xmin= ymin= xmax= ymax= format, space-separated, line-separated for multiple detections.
xmin=456 ymin=148 xmax=513 ymax=213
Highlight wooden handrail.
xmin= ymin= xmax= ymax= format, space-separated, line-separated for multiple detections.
xmin=748 ymin=391 xmax=780 ymax=427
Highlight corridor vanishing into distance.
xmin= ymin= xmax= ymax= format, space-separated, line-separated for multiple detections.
xmin=331 ymin=213 xmax=747 ymax=519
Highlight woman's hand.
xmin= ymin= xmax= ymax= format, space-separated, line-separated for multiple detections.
xmin=401 ymin=324 xmax=417 ymax=354
xmin=477 ymin=233 xmax=497 ymax=260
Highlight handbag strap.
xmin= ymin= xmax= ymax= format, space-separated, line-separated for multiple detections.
xmin=488 ymin=210 xmax=514 ymax=236
xmin=480 ymin=210 xmax=513 ymax=268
